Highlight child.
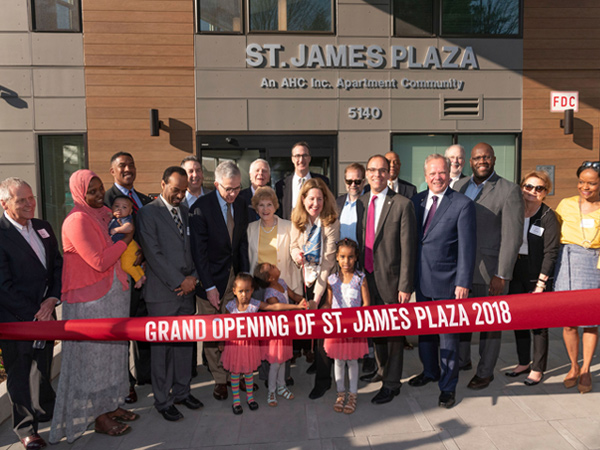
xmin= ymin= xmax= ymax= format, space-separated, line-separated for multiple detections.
xmin=221 ymin=273 xmax=308 ymax=415
xmin=324 ymin=238 xmax=370 ymax=414
xmin=254 ymin=263 xmax=306 ymax=407
xmin=108 ymin=195 xmax=146 ymax=289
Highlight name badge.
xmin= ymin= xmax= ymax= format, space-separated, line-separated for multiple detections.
xmin=37 ymin=229 xmax=50 ymax=238
xmin=581 ymin=218 xmax=595 ymax=228
xmin=529 ymin=225 xmax=544 ymax=237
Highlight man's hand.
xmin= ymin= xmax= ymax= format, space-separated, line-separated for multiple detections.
xmin=489 ymin=276 xmax=506 ymax=296
xmin=455 ymin=286 xmax=470 ymax=299
xmin=133 ymin=248 xmax=144 ymax=266
xmin=207 ymin=289 xmax=221 ymax=310
xmin=175 ymin=276 xmax=197 ymax=296
xmin=34 ymin=297 xmax=59 ymax=322
xmin=398 ymin=291 xmax=411 ymax=303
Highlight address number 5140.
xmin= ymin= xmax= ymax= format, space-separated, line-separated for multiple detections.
xmin=348 ymin=107 xmax=382 ymax=120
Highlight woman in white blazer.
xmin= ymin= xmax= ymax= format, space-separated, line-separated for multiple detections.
xmin=248 ymin=187 xmax=302 ymax=296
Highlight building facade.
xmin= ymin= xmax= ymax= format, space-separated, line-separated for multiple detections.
xmin=0 ymin=0 xmax=597 ymax=233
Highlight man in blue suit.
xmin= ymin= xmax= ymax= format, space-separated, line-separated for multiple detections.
xmin=409 ymin=154 xmax=476 ymax=409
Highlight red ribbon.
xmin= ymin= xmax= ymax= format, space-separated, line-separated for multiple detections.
xmin=1 ymin=289 xmax=599 ymax=342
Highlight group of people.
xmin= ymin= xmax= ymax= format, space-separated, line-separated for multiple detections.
xmin=1 ymin=140 xmax=599 ymax=449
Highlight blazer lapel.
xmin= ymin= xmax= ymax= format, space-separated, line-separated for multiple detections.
xmin=1 ymin=217 xmax=46 ymax=269
xmin=31 ymin=220 xmax=53 ymax=269
xmin=416 ymin=193 xmax=426 ymax=233
xmin=374 ymin=191 xmax=394 ymax=238
xmin=424 ymin=191 xmax=451 ymax=237
xmin=157 ymin=200 xmax=185 ymax=240
xmin=475 ymin=174 xmax=498 ymax=203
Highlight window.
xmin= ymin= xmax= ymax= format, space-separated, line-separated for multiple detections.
xmin=249 ymin=0 xmax=333 ymax=32
xmin=38 ymin=135 xmax=86 ymax=247
xmin=32 ymin=0 xmax=82 ymax=32
xmin=392 ymin=134 xmax=519 ymax=192
xmin=198 ymin=0 xmax=243 ymax=33
xmin=395 ymin=0 xmax=521 ymax=37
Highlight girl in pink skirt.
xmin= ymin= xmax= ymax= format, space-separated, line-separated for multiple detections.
xmin=221 ymin=273 xmax=307 ymax=415
xmin=324 ymin=238 xmax=370 ymax=414
xmin=254 ymin=263 xmax=306 ymax=407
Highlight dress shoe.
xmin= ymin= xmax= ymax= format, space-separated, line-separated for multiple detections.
xmin=362 ymin=357 xmax=377 ymax=374
xmin=438 ymin=391 xmax=456 ymax=409
xmin=308 ymin=384 xmax=331 ymax=400
xmin=306 ymin=362 xmax=317 ymax=374
xmin=408 ymin=372 xmax=439 ymax=387
xmin=467 ymin=375 xmax=494 ymax=390
xmin=158 ymin=405 xmax=183 ymax=422
xmin=578 ymin=372 xmax=593 ymax=394
xmin=360 ymin=372 xmax=383 ymax=383
xmin=247 ymin=400 xmax=259 ymax=411
xmin=371 ymin=386 xmax=400 ymax=404
xmin=459 ymin=361 xmax=472 ymax=371
xmin=21 ymin=433 xmax=47 ymax=450
xmin=232 ymin=404 xmax=243 ymax=415
xmin=213 ymin=383 xmax=228 ymax=400
xmin=125 ymin=386 xmax=137 ymax=404
xmin=524 ymin=374 xmax=544 ymax=386
xmin=563 ymin=368 xmax=580 ymax=389
xmin=175 ymin=394 xmax=203 ymax=410
xmin=505 ymin=368 xmax=530 ymax=377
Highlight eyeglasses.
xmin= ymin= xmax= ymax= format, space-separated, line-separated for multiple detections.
xmin=522 ymin=184 xmax=546 ymax=193
xmin=366 ymin=168 xmax=388 ymax=174
xmin=218 ymin=184 xmax=241 ymax=194
xmin=292 ymin=154 xmax=310 ymax=160
xmin=345 ymin=179 xmax=363 ymax=186
xmin=471 ymin=155 xmax=493 ymax=162
xmin=581 ymin=161 xmax=600 ymax=170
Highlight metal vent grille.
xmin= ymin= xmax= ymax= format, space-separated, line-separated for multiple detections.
xmin=443 ymin=98 xmax=480 ymax=117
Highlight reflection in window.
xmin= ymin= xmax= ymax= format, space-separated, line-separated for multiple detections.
xmin=38 ymin=135 xmax=86 ymax=248
xmin=32 ymin=0 xmax=81 ymax=32
xmin=394 ymin=0 xmax=435 ymax=37
xmin=199 ymin=0 xmax=242 ymax=33
xmin=250 ymin=0 xmax=333 ymax=32
xmin=442 ymin=0 xmax=520 ymax=36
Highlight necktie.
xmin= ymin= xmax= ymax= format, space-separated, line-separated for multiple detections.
xmin=227 ymin=203 xmax=234 ymax=242
xmin=128 ymin=190 xmax=139 ymax=214
xmin=171 ymin=208 xmax=183 ymax=237
xmin=364 ymin=196 xmax=377 ymax=273
xmin=423 ymin=195 xmax=438 ymax=234
xmin=299 ymin=177 xmax=306 ymax=188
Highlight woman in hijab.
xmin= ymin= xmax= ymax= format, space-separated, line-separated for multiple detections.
xmin=50 ymin=170 xmax=138 ymax=444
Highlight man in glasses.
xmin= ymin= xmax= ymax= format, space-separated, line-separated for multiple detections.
xmin=385 ymin=151 xmax=416 ymax=199
xmin=445 ymin=144 xmax=467 ymax=188
xmin=189 ymin=161 xmax=249 ymax=401
xmin=336 ymin=163 xmax=367 ymax=243
xmin=453 ymin=142 xmax=523 ymax=390
xmin=275 ymin=141 xmax=329 ymax=220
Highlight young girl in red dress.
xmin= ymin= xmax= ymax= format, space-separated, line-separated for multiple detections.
xmin=220 ymin=273 xmax=307 ymax=415
xmin=323 ymin=238 xmax=370 ymax=414
xmin=254 ymin=263 xmax=306 ymax=407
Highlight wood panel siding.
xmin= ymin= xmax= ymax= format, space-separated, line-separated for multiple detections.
xmin=522 ymin=1 xmax=600 ymax=208
xmin=82 ymin=0 xmax=196 ymax=195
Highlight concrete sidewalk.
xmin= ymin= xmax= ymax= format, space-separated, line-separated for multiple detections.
xmin=1 ymin=328 xmax=599 ymax=450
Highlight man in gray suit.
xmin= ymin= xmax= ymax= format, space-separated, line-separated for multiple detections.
xmin=137 ymin=166 xmax=203 ymax=421
xmin=357 ymin=155 xmax=417 ymax=404
xmin=454 ymin=143 xmax=524 ymax=390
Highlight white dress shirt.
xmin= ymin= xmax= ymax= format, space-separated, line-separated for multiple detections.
xmin=368 ymin=186 xmax=389 ymax=231
xmin=292 ymin=172 xmax=312 ymax=211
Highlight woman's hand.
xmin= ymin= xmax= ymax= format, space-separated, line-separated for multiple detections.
xmin=294 ymin=251 xmax=304 ymax=266
xmin=298 ymin=299 xmax=308 ymax=309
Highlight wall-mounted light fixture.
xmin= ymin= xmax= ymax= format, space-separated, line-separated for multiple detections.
xmin=150 ymin=109 xmax=164 ymax=136
xmin=560 ymin=109 xmax=574 ymax=135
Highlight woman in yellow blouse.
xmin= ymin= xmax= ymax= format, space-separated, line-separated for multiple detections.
xmin=554 ymin=161 xmax=600 ymax=393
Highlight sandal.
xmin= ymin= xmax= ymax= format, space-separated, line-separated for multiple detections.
xmin=110 ymin=407 xmax=140 ymax=422
xmin=276 ymin=386 xmax=294 ymax=400
xmin=94 ymin=415 xmax=132 ymax=437
xmin=333 ymin=391 xmax=346 ymax=413
xmin=267 ymin=391 xmax=278 ymax=407
xmin=343 ymin=393 xmax=357 ymax=414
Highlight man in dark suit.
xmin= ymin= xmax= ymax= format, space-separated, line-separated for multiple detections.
xmin=385 ymin=151 xmax=417 ymax=199
xmin=408 ymin=155 xmax=476 ymax=409
xmin=238 ymin=158 xmax=271 ymax=223
xmin=189 ymin=161 xmax=250 ymax=401
xmin=104 ymin=151 xmax=152 ymax=403
xmin=275 ymin=141 xmax=329 ymax=219
xmin=454 ymin=143 xmax=524 ymax=390
xmin=357 ymin=155 xmax=417 ymax=404
xmin=181 ymin=155 xmax=209 ymax=209
xmin=337 ymin=163 xmax=366 ymax=243
xmin=0 ymin=177 xmax=62 ymax=450
xmin=445 ymin=144 xmax=467 ymax=188
xmin=137 ymin=166 xmax=202 ymax=422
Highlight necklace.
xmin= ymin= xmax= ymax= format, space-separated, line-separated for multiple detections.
xmin=578 ymin=198 xmax=600 ymax=249
xmin=261 ymin=221 xmax=276 ymax=234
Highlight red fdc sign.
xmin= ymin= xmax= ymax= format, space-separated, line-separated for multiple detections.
xmin=550 ymin=91 xmax=579 ymax=112
xmin=1 ymin=289 xmax=600 ymax=342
